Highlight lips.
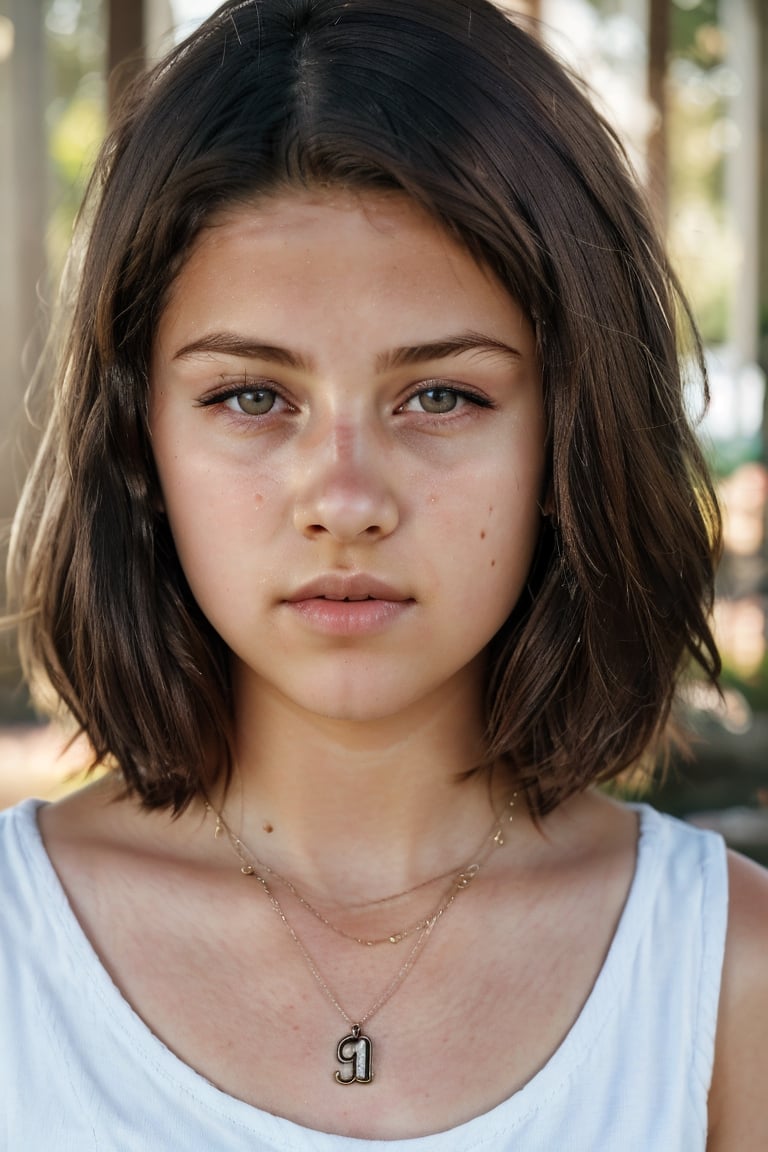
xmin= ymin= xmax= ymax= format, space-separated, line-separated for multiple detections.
xmin=284 ymin=575 xmax=413 ymax=635
xmin=286 ymin=575 xmax=410 ymax=604
xmin=317 ymin=595 xmax=374 ymax=602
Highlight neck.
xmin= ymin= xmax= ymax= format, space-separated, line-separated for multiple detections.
xmin=212 ymin=673 xmax=503 ymax=902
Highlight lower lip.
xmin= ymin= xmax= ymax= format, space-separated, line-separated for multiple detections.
xmin=286 ymin=598 xmax=413 ymax=636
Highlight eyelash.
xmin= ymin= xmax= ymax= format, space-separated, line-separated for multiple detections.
xmin=398 ymin=383 xmax=495 ymax=416
xmin=196 ymin=379 xmax=496 ymax=420
xmin=195 ymin=382 xmax=291 ymax=425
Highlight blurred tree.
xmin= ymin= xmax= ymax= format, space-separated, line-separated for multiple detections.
xmin=46 ymin=0 xmax=106 ymax=276
xmin=648 ymin=0 xmax=669 ymax=228
xmin=0 ymin=0 xmax=106 ymax=723
xmin=667 ymin=0 xmax=731 ymax=345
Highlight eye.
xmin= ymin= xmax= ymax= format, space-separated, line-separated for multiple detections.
xmin=415 ymin=387 xmax=459 ymax=414
xmin=225 ymin=388 xmax=277 ymax=416
xmin=196 ymin=382 xmax=287 ymax=418
xmin=398 ymin=383 xmax=493 ymax=417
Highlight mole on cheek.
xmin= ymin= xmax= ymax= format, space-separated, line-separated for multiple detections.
xmin=480 ymin=530 xmax=486 ymax=540
xmin=491 ymin=559 xmax=496 ymax=567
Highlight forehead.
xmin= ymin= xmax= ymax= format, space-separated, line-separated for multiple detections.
xmin=181 ymin=187 xmax=480 ymax=283
xmin=156 ymin=187 xmax=534 ymax=354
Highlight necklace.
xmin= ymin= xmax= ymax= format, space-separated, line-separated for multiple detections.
xmin=206 ymin=792 xmax=516 ymax=1083
xmin=257 ymin=869 xmax=453 ymax=1083
xmin=207 ymin=799 xmax=513 ymax=947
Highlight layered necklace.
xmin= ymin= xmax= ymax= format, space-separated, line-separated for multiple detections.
xmin=205 ymin=792 xmax=516 ymax=1084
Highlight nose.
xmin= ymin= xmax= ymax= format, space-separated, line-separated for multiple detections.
xmin=292 ymin=419 xmax=400 ymax=542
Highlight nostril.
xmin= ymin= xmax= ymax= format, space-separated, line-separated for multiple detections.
xmin=293 ymin=484 xmax=399 ymax=542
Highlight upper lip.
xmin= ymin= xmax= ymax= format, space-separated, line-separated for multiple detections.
xmin=285 ymin=575 xmax=411 ymax=603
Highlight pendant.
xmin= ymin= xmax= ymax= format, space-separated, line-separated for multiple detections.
xmin=334 ymin=1025 xmax=374 ymax=1084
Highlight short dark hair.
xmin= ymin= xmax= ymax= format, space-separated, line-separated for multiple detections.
xmin=7 ymin=0 xmax=720 ymax=814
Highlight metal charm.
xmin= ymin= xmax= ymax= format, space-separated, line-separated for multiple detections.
xmin=334 ymin=1025 xmax=374 ymax=1084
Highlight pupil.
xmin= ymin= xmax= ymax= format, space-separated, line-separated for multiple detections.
xmin=423 ymin=388 xmax=455 ymax=412
xmin=238 ymin=390 xmax=273 ymax=415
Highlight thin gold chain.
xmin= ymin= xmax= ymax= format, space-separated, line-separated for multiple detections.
xmin=205 ymin=793 xmax=516 ymax=1042
xmin=206 ymin=795 xmax=515 ymax=947
xmin=254 ymin=869 xmax=455 ymax=1028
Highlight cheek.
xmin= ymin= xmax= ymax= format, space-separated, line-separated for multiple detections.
xmin=432 ymin=481 xmax=541 ymax=614
xmin=471 ymin=476 xmax=543 ymax=600
xmin=157 ymin=454 xmax=276 ymax=592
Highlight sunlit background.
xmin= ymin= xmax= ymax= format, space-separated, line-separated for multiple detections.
xmin=0 ymin=0 xmax=766 ymax=858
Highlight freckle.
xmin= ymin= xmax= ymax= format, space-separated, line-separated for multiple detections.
xmin=480 ymin=530 xmax=486 ymax=540
xmin=263 ymin=822 xmax=274 ymax=834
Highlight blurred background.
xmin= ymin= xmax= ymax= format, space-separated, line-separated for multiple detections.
xmin=0 ymin=0 xmax=766 ymax=858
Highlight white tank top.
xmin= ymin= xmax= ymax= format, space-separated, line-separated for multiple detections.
xmin=0 ymin=799 xmax=727 ymax=1150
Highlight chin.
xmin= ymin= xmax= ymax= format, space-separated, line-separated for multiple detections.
xmin=287 ymin=672 xmax=433 ymax=726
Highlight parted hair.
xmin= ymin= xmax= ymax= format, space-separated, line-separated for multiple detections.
xmin=7 ymin=0 xmax=720 ymax=814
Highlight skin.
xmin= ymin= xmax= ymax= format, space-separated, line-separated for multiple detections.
xmin=147 ymin=187 xmax=550 ymax=894
xmin=150 ymin=190 xmax=546 ymax=736
xmin=37 ymin=189 xmax=768 ymax=1142
xmin=708 ymin=851 xmax=768 ymax=1149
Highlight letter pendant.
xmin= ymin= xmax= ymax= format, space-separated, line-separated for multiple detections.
xmin=334 ymin=1025 xmax=374 ymax=1084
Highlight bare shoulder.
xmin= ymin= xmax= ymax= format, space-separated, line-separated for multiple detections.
xmin=707 ymin=849 xmax=768 ymax=1150
xmin=39 ymin=775 xmax=201 ymax=855
xmin=37 ymin=777 xmax=208 ymax=912
xmin=38 ymin=776 xmax=144 ymax=864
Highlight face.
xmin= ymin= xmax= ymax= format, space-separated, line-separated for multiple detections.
xmin=149 ymin=190 xmax=546 ymax=727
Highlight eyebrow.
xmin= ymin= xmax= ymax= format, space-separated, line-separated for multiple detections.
xmin=172 ymin=330 xmax=523 ymax=371
xmin=173 ymin=333 xmax=307 ymax=368
xmin=378 ymin=333 xmax=522 ymax=372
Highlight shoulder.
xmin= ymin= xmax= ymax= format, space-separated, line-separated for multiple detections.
xmin=0 ymin=799 xmax=66 ymax=996
xmin=707 ymin=849 xmax=768 ymax=1149
xmin=0 ymin=799 xmax=44 ymax=905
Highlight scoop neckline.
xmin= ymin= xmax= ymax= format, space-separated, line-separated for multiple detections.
xmin=13 ymin=797 xmax=661 ymax=1151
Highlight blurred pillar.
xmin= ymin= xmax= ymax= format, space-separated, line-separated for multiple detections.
xmin=146 ymin=0 xmax=176 ymax=61
xmin=722 ymin=0 xmax=760 ymax=368
xmin=495 ymin=1 xmax=542 ymax=27
xmin=108 ymin=0 xmax=145 ymax=117
xmin=0 ymin=13 xmax=17 ymax=601
xmin=647 ymin=0 xmax=668 ymax=230
xmin=759 ymin=6 xmax=768 ymax=467
xmin=0 ymin=0 xmax=46 ymax=714
xmin=0 ymin=10 xmax=18 ymax=518
xmin=0 ymin=0 xmax=46 ymax=529
xmin=8 ymin=0 xmax=47 ymax=384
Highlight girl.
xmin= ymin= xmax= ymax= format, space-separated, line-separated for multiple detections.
xmin=2 ymin=0 xmax=767 ymax=1147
